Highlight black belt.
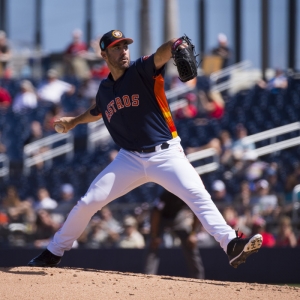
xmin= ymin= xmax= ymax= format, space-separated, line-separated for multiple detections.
xmin=134 ymin=142 xmax=170 ymax=153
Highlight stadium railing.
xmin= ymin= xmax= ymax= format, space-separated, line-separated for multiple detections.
xmin=186 ymin=148 xmax=219 ymax=175
xmin=21 ymin=119 xmax=300 ymax=178
xmin=189 ymin=121 xmax=300 ymax=175
xmin=87 ymin=119 xmax=112 ymax=153
xmin=23 ymin=132 xmax=74 ymax=174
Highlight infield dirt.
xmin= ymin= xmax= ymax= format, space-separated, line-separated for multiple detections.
xmin=0 ymin=267 xmax=299 ymax=300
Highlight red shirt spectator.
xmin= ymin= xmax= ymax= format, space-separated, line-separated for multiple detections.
xmin=275 ymin=216 xmax=297 ymax=248
xmin=65 ymin=29 xmax=88 ymax=56
xmin=260 ymin=232 xmax=276 ymax=247
xmin=209 ymin=100 xmax=224 ymax=119
xmin=0 ymin=87 xmax=11 ymax=108
xmin=65 ymin=42 xmax=87 ymax=56
xmin=175 ymin=92 xmax=198 ymax=120
xmin=251 ymin=216 xmax=275 ymax=248
xmin=198 ymin=90 xmax=225 ymax=119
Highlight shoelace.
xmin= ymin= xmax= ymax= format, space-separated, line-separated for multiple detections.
xmin=235 ymin=229 xmax=244 ymax=239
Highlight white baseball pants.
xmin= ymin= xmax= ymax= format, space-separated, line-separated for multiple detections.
xmin=48 ymin=137 xmax=236 ymax=256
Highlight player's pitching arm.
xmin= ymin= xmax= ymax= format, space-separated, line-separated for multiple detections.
xmin=154 ymin=38 xmax=177 ymax=70
xmin=53 ymin=103 xmax=102 ymax=133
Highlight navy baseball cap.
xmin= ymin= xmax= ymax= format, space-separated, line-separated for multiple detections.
xmin=99 ymin=30 xmax=133 ymax=51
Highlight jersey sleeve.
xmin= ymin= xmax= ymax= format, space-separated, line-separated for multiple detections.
xmin=90 ymin=105 xmax=101 ymax=116
xmin=134 ymin=54 xmax=165 ymax=81
xmin=90 ymin=90 xmax=102 ymax=116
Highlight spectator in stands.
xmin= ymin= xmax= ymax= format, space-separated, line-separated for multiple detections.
xmin=24 ymin=121 xmax=44 ymax=145
xmin=265 ymin=163 xmax=285 ymax=205
xmin=144 ymin=189 xmax=205 ymax=279
xmin=78 ymin=73 xmax=101 ymax=109
xmin=222 ymin=206 xmax=238 ymax=230
xmin=256 ymin=69 xmax=288 ymax=93
xmin=34 ymin=187 xmax=58 ymax=211
xmin=284 ymin=162 xmax=300 ymax=205
xmin=267 ymin=69 xmax=288 ymax=93
xmin=233 ymin=180 xmax=252 ymax=214
xmin=0 ymin=30 xmax=11 ymax=78
xmin=174 ymin=92 xmax=198 ymax=120
xmin=12 ymin=80 xmax=38 ymax=113
xmin=251 ymin=216 xmax=276 ymax=248
xmin=211 ymin=33 xmax=232 ymax=69
xmin=6 ymin=223 xmax=28 ymax=247
xmin=64 ymin=29 xmax=90 ymax=79
xmin=0 ymin=85 xmax=12 ymax=109
xmin=219 ymin=130 xmax=233 ymax=166
xmin=231 ymin=124 xmax=255 ymax=160
xmin=90 ymin=61 xmax=110 ymax=80
xmin=53 ymin=183 xmax=76 ymax=219
xmin=23 ymin=120 xmax=50 ymax=171
xmin=89 ymin=36 xmax=102 ymax=59
xmin=32 ymin=209 xmax=61 ymax=248
xmin=1 ymin=185 xmax=35 ymax=224
xmin=65 ymin=29 xmax=88 ymax=57
xmin=250 ymin=179 xmax=280 ymax=222
xmin=243 ymin=150 xmax=268 ymax=184
xmin=198 ymin=90 xmax=225 ymax=120
xmin=97 ymin=206 xmax=122 ymax=247
xmin=37 ymin=69 xmax=75 ymax=106
xmin=77 ymin=216 xmax=108 ymax=248
xmin=211 ymin=180 xmax=232 ymax=210
xmin=118 ymin=215 xmax=145 ymax=248
xmin=275 ymin=216 xmax=297 ymax=248
xmin=222 ymin=149 xmax=246 ymax=182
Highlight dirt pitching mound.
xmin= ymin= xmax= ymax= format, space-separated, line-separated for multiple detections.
xmin=0 ymin=267 xmax=299 ymax=300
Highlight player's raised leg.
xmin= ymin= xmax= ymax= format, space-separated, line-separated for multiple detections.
xmin=147 ymin=142 xmax=262 ymax=268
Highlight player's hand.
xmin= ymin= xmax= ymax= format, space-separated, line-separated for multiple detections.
xmin=54 ymin=117 xmax=76 ymax=133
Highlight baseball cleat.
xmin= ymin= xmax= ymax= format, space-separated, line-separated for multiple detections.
xmin=27 ymin=249 xmax=62 ymax=267
xmin=227 ymin=233 xmax=263 ymax=268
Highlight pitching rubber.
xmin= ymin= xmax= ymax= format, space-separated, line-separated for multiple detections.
xmin=230 ymin=234 xmax=263 ymax=268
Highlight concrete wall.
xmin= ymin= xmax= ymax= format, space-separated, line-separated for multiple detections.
xmin=1 ymin=248 xmax=299 ymax=284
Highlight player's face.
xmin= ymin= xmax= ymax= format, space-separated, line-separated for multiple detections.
xmin=105 ymin=41 xmax=130 ymax=70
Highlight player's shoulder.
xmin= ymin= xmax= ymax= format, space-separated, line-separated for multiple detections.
xmin=133 ymin=54 xmax=154 ymax=64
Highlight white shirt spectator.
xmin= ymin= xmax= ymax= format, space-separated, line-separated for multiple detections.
xmin=13 ymin=80 xmax=38 ymax=112
xmin=37 ymin=69 xmax=74 ymax=104
xmin=37 ymin=79 xmax=73 ymax=104
xmin=13 ymin=92 xmax=37 ymax=112
xmin=34 ymin=187 xmax=58 ymax=211
xmin=118 ymin=230 xmax=145 ymax=248
xmin=34 ymin=197 xmax=58 ymax=211
xmin=118 ymin=216 xmax=145 ymax=249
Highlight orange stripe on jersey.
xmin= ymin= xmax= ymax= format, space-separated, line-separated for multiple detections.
xmin=154 ymin=74 xmax=178 ymax=138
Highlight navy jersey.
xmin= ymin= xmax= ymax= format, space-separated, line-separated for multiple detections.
xmin=91 ymin=54 xmax=178 ymax=151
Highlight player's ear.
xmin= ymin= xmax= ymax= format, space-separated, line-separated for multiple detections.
xmin=101 ymin=50 xmax=107 ymax=59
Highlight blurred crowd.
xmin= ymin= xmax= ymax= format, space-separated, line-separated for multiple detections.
xmin=0 ymin=167 xmax=300 ymax=250
xmin=0 ymin=30 xmax=299 ymax=251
